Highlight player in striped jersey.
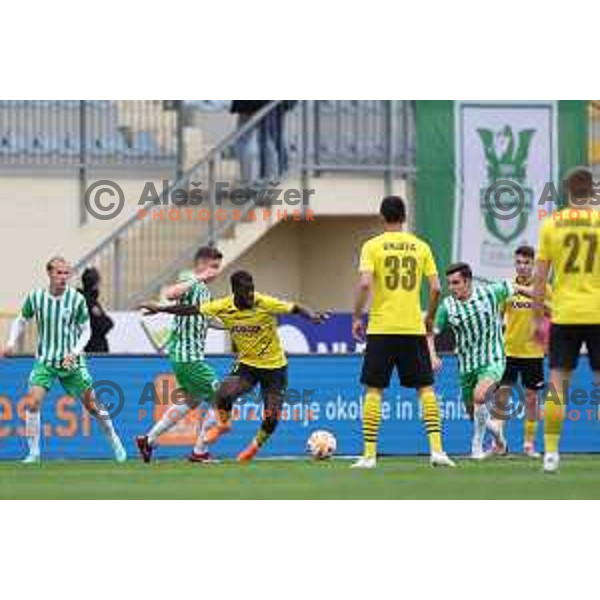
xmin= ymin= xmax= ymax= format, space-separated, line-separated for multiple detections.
xmin=432 ymin=262 xmax=533 ymax=459
xmin=136 ymin=246 xmax=223 ymax=463
xmin=0 ymin=257 xmax=126 ymax=463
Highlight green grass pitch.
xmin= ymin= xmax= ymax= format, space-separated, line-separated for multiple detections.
xmin=1 ymin=455 xmax=600 ymax=499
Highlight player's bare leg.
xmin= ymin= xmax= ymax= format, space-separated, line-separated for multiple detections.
xmin=523 ymin=388 xmax=540 ymax=457
xmin=22 ymin=386 xmax=46 ymax=463
xmin=238 ymin=391 xmax=283 ymax=462
xmin=204 ymin=376 xmax=254 ymax=445
xmin=82 ymin=387 xmax=127 ymax=463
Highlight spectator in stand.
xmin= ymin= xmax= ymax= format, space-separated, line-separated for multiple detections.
xmin=79 ymin=267 xmax=114 ymax=353
xmin=231 ymin=100 xmax=269 ymax=183
xmin=230 ymin=101 xmax=296 ymax=182
xmin=259 ymin=100 xmax=296 ymax=179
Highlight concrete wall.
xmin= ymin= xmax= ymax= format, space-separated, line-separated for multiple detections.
xmin=0 ymin=171 xmax=412 ymax=313
xmin=0 ymin=172 xmax=171 ymax=308
xmin=210 ymin=216 xmax=382 ymax=310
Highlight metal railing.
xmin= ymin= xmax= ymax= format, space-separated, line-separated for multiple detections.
xmin=0 ymin=100 xmax=181 ymax=167
xmin=73 ymin=100 xmax=416 ymax=309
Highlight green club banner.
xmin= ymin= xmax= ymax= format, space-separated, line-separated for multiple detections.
xmin=415 ymin=100 xmax=587 ymax=280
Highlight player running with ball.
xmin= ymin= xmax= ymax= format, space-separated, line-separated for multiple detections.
xmin=0 ymin=256 xmax=126 ymax=463
xmin=140 ymin=270 xmax=329 ymax=462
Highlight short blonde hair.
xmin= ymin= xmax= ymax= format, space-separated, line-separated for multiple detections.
xmin=46 ymin=256 xmax=69 ymax=274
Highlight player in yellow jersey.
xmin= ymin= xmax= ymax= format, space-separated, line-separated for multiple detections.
xmin=532 ymin=167 xmax=600 ymax=473
xmin=140 ymin=270 xmax=328 ymax=462
xmin=496 ymin=245 xmax=551 ymax=457
xmin=351 ymin=196 xmax=454 ymax=469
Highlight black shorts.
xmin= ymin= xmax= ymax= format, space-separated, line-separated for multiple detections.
xmin=360 ymin=334 xmax=434 ymax=389
xmin=550 ymin=324 xmax=600 ymax=371
xmin=231 ymin=362 xmax=288 ymax=397
xmin=501 ymin=357 xmax=545 ymax=390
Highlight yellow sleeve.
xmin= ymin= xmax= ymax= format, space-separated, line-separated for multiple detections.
xmin=256 ymin=293 xmax=294 ymax=315
xmin=359 ymin=241 xmax=374 ymax=273
xmin=537 ymin=219 xmax=553 ymax=262
xmin=422 ymin=243 xmax=438 ymax=278
xmin=198 ymin=297 xmax=227 ymax=318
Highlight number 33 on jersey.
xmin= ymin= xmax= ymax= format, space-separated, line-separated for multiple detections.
xmin=359 ymin=231 xmax=437 ymax=335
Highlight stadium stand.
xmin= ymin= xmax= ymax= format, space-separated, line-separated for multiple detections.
xmin=0 ymin=101 xmax=412 ymax=352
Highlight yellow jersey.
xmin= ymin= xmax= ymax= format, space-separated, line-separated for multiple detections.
xmin=504 ymin=278 xmax=552 ymax=358
xmin=537 ymin=209 xmax=600 ymax=324
xmin=199 ymin=292 xmax=294 ymax=369
xmin=359 ymin=231 xmax=438 ymax=335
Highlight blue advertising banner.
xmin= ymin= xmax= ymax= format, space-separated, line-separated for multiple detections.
xmin=0 ymin=356 xmax=599 ymax=460
xmin=278 ymin=314 xmax=362 ymax=354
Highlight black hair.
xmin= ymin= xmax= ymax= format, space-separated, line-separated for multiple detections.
xmin=230 ymin=270 xmax=254 ymax=291
xmin=194 ymin=245 xmax=223 ymax=262
xmin=379 ymin=196 xmax=406 ymax=224
xmin=566 ymin=166 xmax=594 ymax=199
xmin=81 ymin=267 xmax=100 ymax=290
xmin=446 ymin=262 xmax=473 ymax=280
xmin=515 ymin=245 xmax=535 ymax=260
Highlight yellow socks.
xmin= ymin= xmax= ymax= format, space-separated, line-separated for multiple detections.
xmin=418 ymin=388 xmax=443 ymax=454
xmin=255 ymin=428 xmax=270 ymax=447
xmin=362 ymin=387 xmax=443 ymax=457
xmin=524 ymin=419 xmax=538 ymax=446
xmin=362 ymin=389 xmax=382 ymax=459
xmin=544 ymin=390 xmax=565 ymax=454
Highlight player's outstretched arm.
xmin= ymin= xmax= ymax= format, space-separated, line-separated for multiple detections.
xmin=513 ymin=283 xmax=535 ymax=298
xmin=138 ymin=301 xmax=198 ymax=317
xmin=292 ymin=304 xmax=331 ymax=324
xmin=163 ymin=266 xmax=219 ymax=301
xmin=164 ymin=280 xmax=196 ymax=301
xmin=207 ymin=318 xmax=226 ymax=330
xmin=0 ymin=313 xmax=28 ymax=357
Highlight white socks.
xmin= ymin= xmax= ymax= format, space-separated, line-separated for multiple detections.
xmin=146 ymin=402 xmax=215 ymax=453
xmin=25 ymin=409 xmax=41 ymax=457
xmin=472 ymin=404 xmax=488 ymax=453
xmin=94 ymin=409 xmax=125 ymax=455
xmin=193 ymin=407 xmax=215 ymax=454
xmin=147 ymin=403 xmax=192 ymax=445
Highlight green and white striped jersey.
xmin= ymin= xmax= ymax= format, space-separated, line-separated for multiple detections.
xmin=166 ymin=271 xmax=211 ymax=362
xmin=20 ymin=287 xmax=89 ymax=368
xmin=434 ymin=281 xmax=514 ymax=374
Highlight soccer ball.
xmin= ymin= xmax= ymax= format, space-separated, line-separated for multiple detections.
xmin=307 ymin=430 xmax=337 ymax=460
